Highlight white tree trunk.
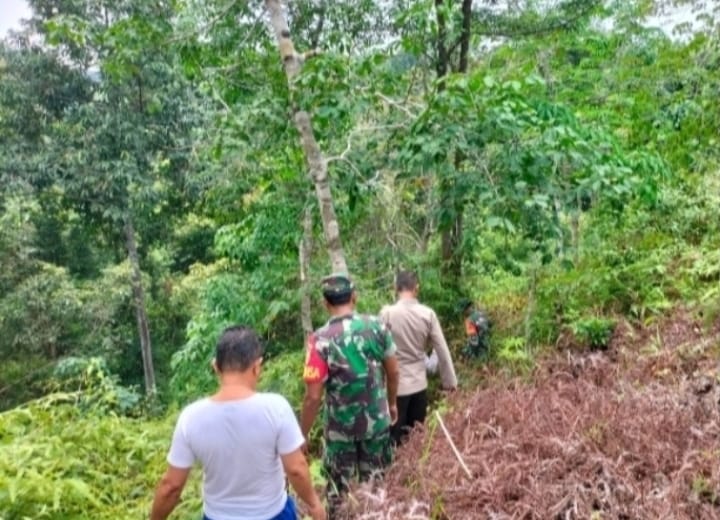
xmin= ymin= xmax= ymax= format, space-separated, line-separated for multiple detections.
xmin=265 ymin=0 xmax=348 ymax=274
xmin=299 ymin=205 xmax=313 ymax=337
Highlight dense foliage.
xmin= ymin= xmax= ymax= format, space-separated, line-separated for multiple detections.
xmin=1 ymin=0 xmax=719 ymax=517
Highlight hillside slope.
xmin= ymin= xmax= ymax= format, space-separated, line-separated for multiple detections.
xmin=343 ymin=311 xmax=720 ymax=519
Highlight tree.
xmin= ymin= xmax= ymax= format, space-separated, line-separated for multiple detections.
xmin=408 ymin=0 xmax=605 ymax=288
xmin=266 ymin=0 xmax=348 ymax=274
xmin=0 ymin=39 xmax=91 ymax=190
xmin=27 ymin=0 xmax=201 ymax=396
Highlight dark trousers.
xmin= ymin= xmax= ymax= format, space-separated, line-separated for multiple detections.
xmin=390 ymin=389 xmax=428 ymax=445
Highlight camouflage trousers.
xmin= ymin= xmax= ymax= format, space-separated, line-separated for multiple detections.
xmin=323 ymin=430 xmax=392 ymax=517
xmin=463 ymin=334 xmax=489 ymax=359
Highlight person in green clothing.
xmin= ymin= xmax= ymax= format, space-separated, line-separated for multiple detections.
xmin=300 ymin=273 xmax=399 ymax=516
xmin=459 ymin=298 xmax=492 ymax=359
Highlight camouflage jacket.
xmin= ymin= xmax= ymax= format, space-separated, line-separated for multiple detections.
xmin=304 ymin=312 xmax=396 ymax=442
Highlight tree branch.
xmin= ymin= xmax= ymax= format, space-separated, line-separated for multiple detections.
xmin=325 ymin=123 xmax=407 ymax=165
xmin=167 ymin=0 xmax=245 ymax=44
xmin=435 ymin=410 xmax=473 ymax=480
xmin=376 ymin=92 xmax=418 ymax=119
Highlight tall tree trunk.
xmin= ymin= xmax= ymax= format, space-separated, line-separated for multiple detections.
xmin=266 ymin=0 xmax=348 ymax=274
xmin=571 ymin=193 xmax=581 ymax=265
xmin=435 ymin=0 xmax=448 ymax=88
xmin=436 ymin=0 xmax=452 ymax=286
xmin=124 ymin=215 xmax=156 ymax=396
xmin=299 ymin=205 xmax=314 ymax=337
xmin=458 ymin=0 xmax=472 ymax=73
xmin=437 ymin=0 xmax=473 ymax=289
xmin=440 ymin=174 xmax=464 ymax=286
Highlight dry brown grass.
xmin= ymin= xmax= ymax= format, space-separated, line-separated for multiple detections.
xmin=341 ymin=311 xmax=720 ymax=519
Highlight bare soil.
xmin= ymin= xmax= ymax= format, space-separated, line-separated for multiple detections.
xmin=342 ymin=310 xmax=720 ymax=519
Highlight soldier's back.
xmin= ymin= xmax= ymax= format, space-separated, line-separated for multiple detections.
xmin=314 ymin=313 xmax=393 ymax=441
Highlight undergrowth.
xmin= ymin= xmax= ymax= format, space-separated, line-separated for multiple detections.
xmin=0 ymin=394 xmax=201 ymax=520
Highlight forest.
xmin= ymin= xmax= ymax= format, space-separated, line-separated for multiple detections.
xmin=1 ymin=0 xmax=719 ymax=518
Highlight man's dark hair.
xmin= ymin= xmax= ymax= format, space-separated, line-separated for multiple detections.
xmin=395 ymin=270 xmax=418 ymax=292
xmin=215 ymin=326 xmax=264 ymax=372
xmin=324 ymin=291 xmax=353 ymax=306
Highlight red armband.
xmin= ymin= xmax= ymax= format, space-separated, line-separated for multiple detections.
xmin=303 ymin=335 xmax=328 ymax=383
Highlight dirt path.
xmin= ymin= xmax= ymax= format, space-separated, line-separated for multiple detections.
xmin=345 ymin=311 xmax=720 ymax=519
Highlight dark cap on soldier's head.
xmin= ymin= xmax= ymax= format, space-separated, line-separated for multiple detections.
xmin=321 ymin=272 xmax=354 ymax=296
xmin=456 ymin=297 xmax=474 ymax=313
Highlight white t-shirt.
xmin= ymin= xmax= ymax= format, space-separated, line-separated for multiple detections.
xmin=167 ymin=393 xmax=304 ymax=520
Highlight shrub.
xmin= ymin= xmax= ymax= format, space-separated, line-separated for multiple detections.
xmin=50 ymin=356 xmax=142 ymax=416
xmin=496 ymin=336 xmax=533 ymax=369
xmin=570 ymin=317 xmax=616 ymax=350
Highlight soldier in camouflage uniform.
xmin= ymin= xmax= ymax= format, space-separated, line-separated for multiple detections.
xmin=459 ymin=298 xmax=492 ymax=359
xmin=301 ymin=273 xmax=400 ymax=517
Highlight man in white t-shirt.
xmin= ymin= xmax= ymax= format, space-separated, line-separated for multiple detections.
xmin=150 ymin=326 xmax=325 ymax=520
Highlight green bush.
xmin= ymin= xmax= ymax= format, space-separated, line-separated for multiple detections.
xmin=570 ymin=317 xmax=616 ymax=350
xmin=495 ymin=336 xmax=533 ymax=369
xmin=50 ymin=356 xmax=142 ymax=416
xmin=0 ymin=396 xmax=201 ymax=520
